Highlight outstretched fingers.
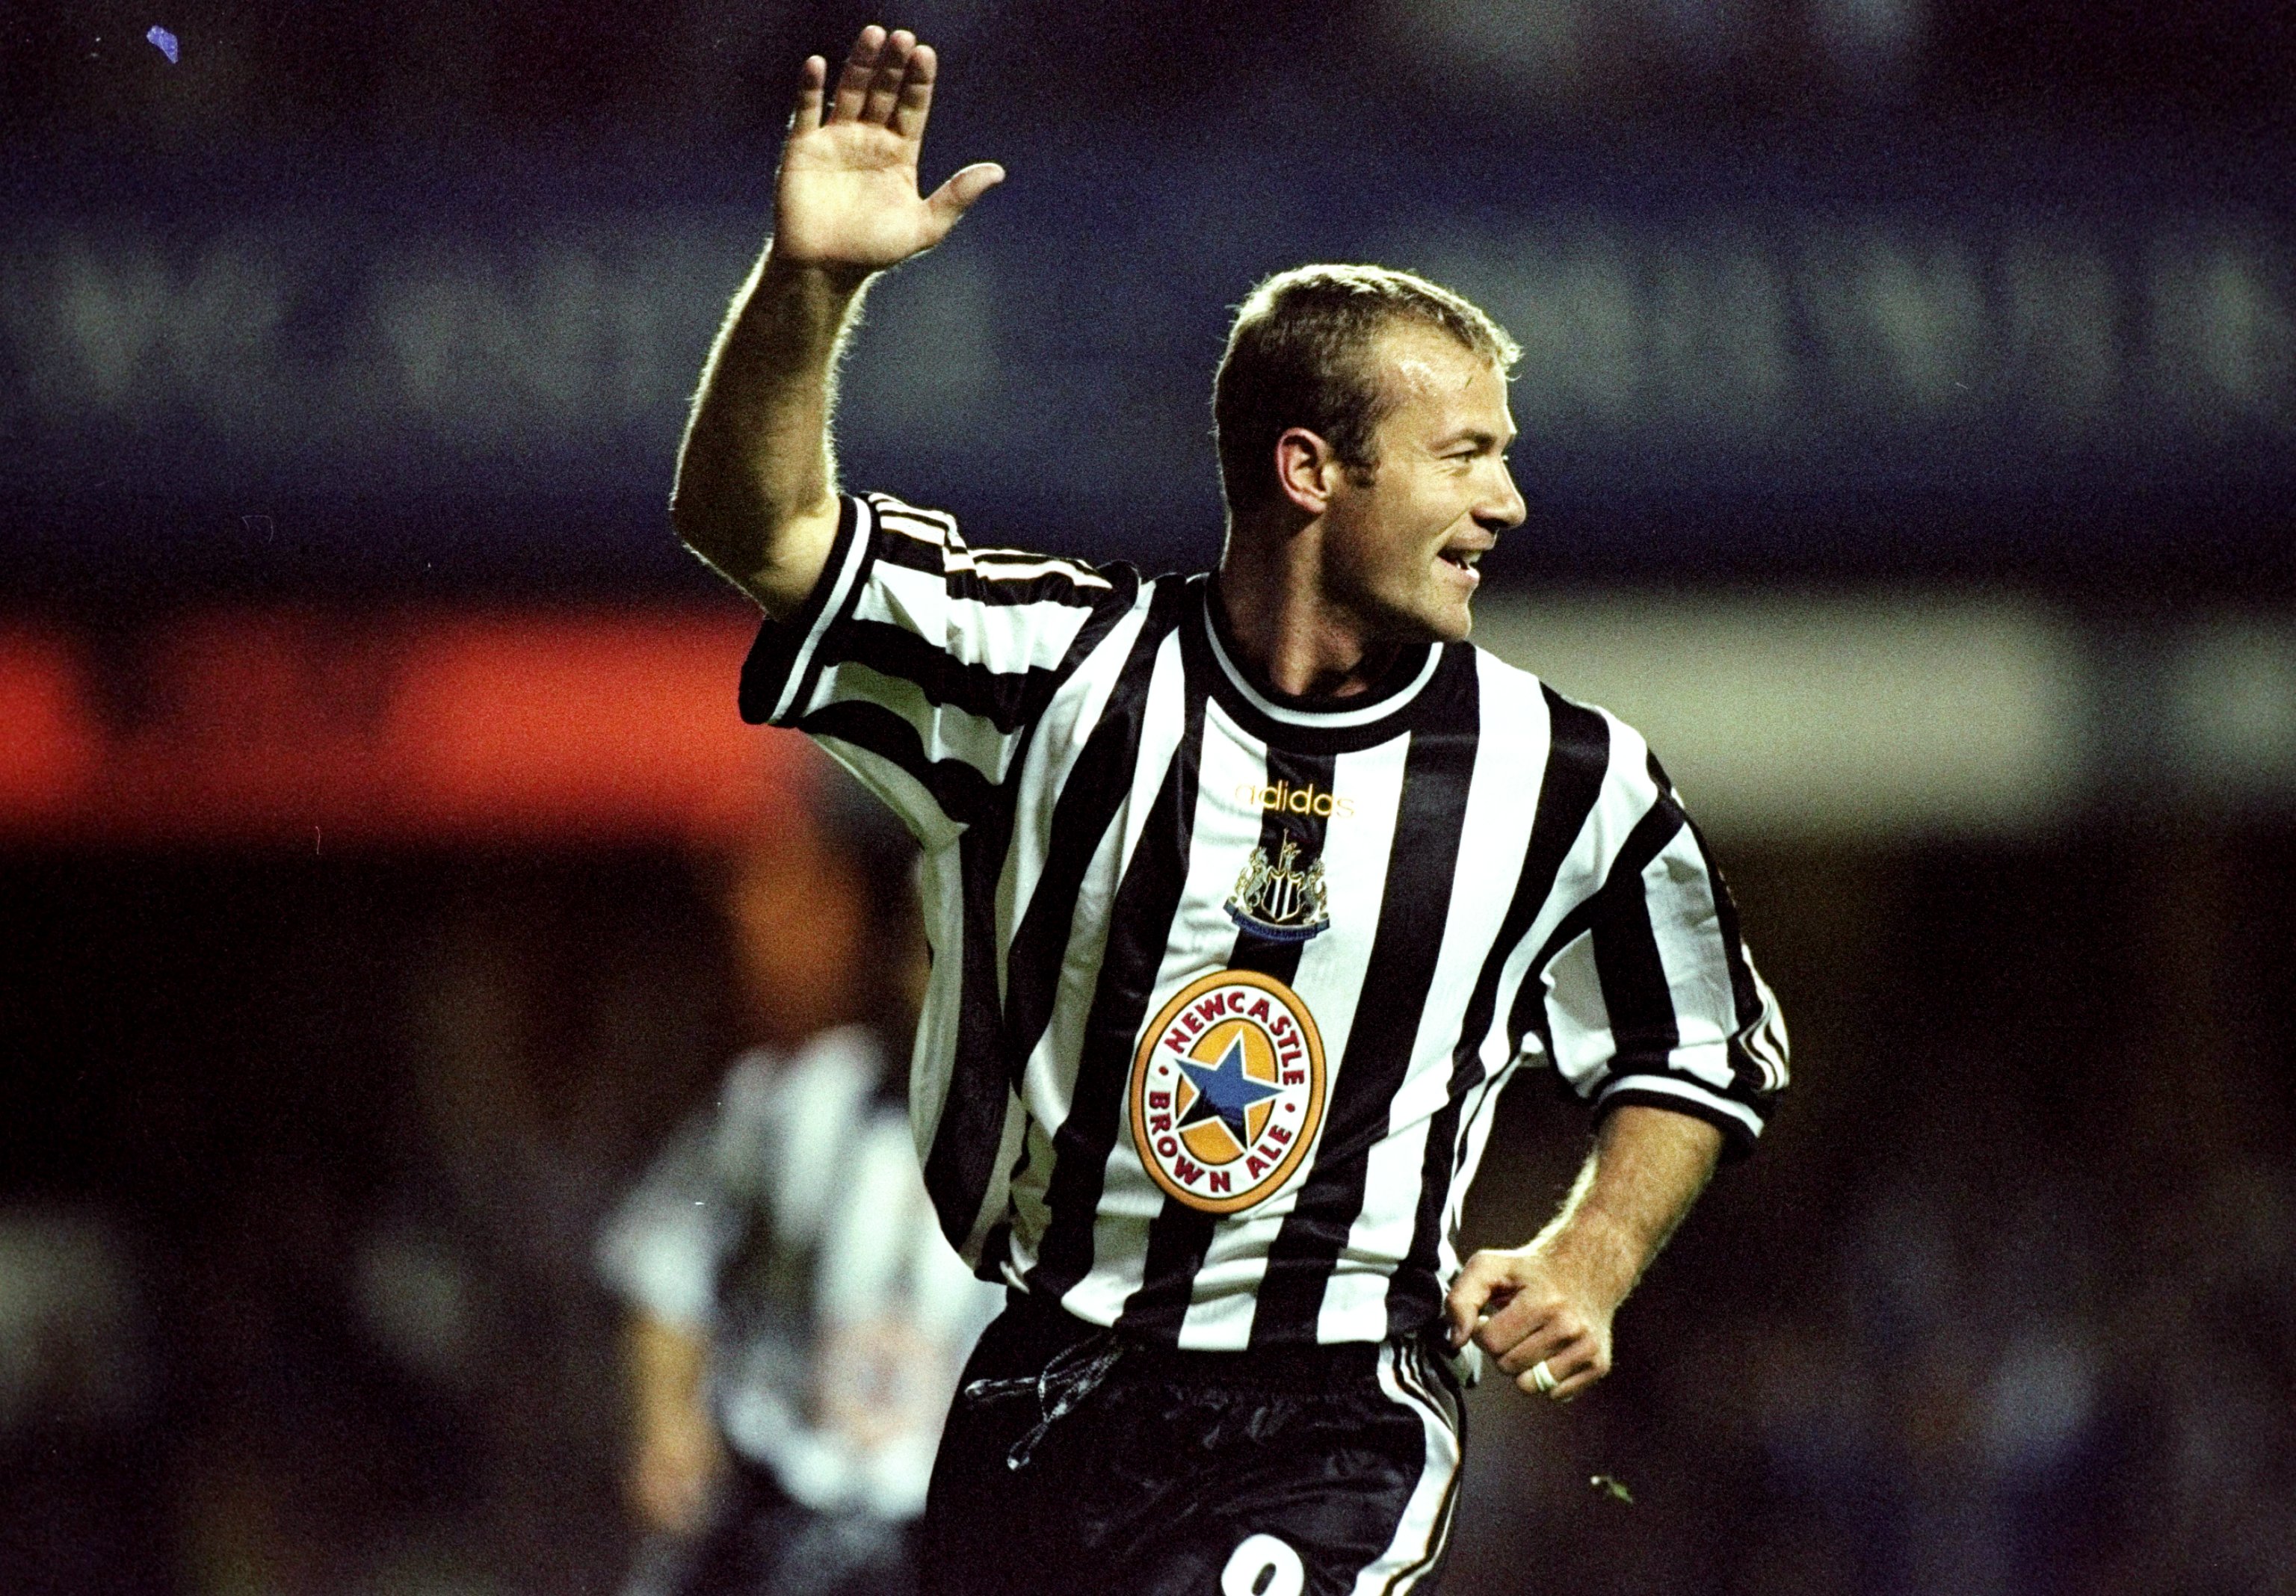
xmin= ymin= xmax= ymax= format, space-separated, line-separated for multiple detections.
xmin=790 ymin=54 xmax=827 ymax=133
xmin=830 ymin=25 xmax=887 ymax=122
xmin=823 ymin=25 xmax=943 ymax=139
xmin=891 ymin=43 xmax=936 ymax=140
xmin=862 ymin=29 xmax=916 ymax=125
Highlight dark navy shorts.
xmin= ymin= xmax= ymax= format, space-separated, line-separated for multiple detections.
xmin=920 ymin=1293 xmax=1463 ymax=1596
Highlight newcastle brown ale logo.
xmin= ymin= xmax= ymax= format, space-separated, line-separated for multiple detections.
xmin=1129 ymin=969 xmax=1327 ymax=1214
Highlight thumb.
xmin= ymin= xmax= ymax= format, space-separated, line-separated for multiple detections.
xmin=926 ymin=161 xmax=1006 ymax=232
xmin=1445 ymin=1252 xmax=1505 ymax=1349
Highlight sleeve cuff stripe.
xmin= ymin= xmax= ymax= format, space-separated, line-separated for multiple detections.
xmin=1594 ymin=1073 xmax=1763 ymax=1137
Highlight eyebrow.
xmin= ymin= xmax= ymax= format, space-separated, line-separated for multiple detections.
xmin=1439 ymin=428 xmax=1516 ymax=451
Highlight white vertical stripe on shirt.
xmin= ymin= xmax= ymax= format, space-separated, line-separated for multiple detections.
xmin=998 ymin=587 xmax=1159 ymax=1001
xmin=1437 ymin=1057 xmax=1519 ymax=1281
xmin=1639 ymin=824 xmax=1743 ymax=1089
xmin=1015 ymin=626 xmax=1188 ymax=1129
xmin=1541 ymin=929 xmax=1616 ymax=1100
xmin=907 ymin=836 xmax=969 ymax=1160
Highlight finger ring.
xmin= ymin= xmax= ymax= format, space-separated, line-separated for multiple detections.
xmin=1531 ymin=1359 xmax=1558 ymax=1395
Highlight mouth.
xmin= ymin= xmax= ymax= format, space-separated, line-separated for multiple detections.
xmin=1437 ymin=547 xmax=1484 ymax=575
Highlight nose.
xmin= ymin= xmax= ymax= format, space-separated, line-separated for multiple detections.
xmin=1478 ymin=458 xmax=1528 ymax=531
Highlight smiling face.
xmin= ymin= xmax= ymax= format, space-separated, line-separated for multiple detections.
xmin=1316 ymin=322 xmax=1526 ymax=645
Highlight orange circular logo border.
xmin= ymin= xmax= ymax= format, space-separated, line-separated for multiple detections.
xmin=1129 ymin=968 xmax=1327 ymax=1215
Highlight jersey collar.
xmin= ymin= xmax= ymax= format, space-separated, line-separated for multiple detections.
xmin=1199 ymin=576 xmax=1444 ymax=733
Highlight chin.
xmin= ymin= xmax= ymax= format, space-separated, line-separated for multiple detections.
xmin=1421 ymin=597 xmax=1475 ymax=645
xmin=1342 ymin=575 xmax=1472 ymax=647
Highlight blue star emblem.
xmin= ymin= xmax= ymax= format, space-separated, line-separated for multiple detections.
xmin=1176 ymin=1033 xmax=1283 ymax=1144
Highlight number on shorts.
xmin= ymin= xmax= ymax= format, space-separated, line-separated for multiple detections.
xmin=1221 ymin=1532 xmax=1304 ymax=1596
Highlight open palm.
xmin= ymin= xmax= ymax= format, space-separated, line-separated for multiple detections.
xmin=774 ymin=26 xmax=1003 ymax=273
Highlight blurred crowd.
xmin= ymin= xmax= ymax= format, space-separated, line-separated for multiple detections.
xmin=7 ymin=0 xmax=2292 ymax=143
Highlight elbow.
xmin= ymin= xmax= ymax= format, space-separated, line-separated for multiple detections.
xmin=667 ymin=471 xmax=712 ymax=554
xmin=667 ymin=484 xmax=711 ymax=559
xmin=668 ymin=480 xmax=759 ymax=578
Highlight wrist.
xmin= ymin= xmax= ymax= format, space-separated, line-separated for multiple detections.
xmin=1528 ymin=1213 xmax=1644 ymax=1313
xmin=759 ymin=247 xmax=875 ymax=300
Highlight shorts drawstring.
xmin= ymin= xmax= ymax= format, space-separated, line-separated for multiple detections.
xmin=962 ymin=1329 xmax=1126 ymax=1470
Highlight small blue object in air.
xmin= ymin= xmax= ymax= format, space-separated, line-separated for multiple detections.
xmin=146 ymin=25 xmax=178 ymax=63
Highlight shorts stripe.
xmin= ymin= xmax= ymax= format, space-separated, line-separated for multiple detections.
xmin=1352 ymin=1342 xmax=1463 ymax=1596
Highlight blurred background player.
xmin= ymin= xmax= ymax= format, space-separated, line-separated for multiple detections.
xmin=598 ymin=776 xmax=1003 ymax=1596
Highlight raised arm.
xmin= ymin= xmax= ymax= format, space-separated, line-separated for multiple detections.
xmin=670 ymin=25 xmax=1004 ymax=617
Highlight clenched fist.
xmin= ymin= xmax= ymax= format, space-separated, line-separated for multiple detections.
xmin=1445 ymin=1244 xmax=1620 ymax=1402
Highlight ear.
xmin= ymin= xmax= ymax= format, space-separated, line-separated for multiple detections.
xmin=1273 ymin=427 xmax=1343 ymax=516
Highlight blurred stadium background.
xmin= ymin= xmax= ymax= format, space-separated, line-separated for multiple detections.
xmin=4 ymin=1 xmax=2294 ymax=1591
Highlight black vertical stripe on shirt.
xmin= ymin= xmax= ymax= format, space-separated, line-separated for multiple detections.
xmin=1682 ymin=811 xmax=1774 ymax=1095
xmin=1385 ymin=685 xmax=1611 ymax=1334
xmin=998 ymin=584 xmax=1191 ymax=1090
xmin=1504 ymin=785 xmax=1692 ymax=1091
xmin=1117 ymin=743 xmax=1336 ymax=1340
xmin=1587 ymin=794 xmax=1691 ymax=1074
xmin=919 ymin=581 xmax=1152 ymax=1252
xmin=1023 ymin=674 xmax=1211 ymax=1305
xmin=1250 ymin=649 xmax=1482 ymax=1347
xmin=922 ymin=811 xmax=1024 ymax=1249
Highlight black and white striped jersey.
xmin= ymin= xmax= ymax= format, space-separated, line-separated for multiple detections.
xmin=739 ymin=492 xmax=1788 ymax=1350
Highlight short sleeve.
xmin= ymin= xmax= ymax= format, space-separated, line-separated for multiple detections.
xmin=740 ymin=493 xmax=1138 ymax=847
xmin=1533 ymin=717 xmax=1789 ymax=1157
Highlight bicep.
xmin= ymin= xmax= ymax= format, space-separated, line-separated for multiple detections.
xmin=688 ymin=492 xmax=842 ymax=621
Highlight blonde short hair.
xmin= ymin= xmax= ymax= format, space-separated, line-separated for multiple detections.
xmin=1213 ymin=264 xmax=1520 ymax=515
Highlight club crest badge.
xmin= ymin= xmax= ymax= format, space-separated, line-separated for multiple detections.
xmin=1224 ymin=836 xmax=1330 ymax=944
xmin=1129 ymin=969 xmax=1327 ymax=1214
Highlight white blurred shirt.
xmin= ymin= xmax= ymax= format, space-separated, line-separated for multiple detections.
xmin=598 ymin=1027 xmax=1004 ymax=1518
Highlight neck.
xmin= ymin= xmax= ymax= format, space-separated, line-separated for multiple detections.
xmin=1215 ymin=511 xmax=1402 ymax=699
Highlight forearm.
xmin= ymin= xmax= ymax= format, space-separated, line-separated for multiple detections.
xmin=672 ymin=26 xmax=999 ymax=613
xmin=670 ymin=252 xmax=868 ymax=616
xmin=1528 ymin=1104 xmax=1723 ymax=1312
xmin=626 ymin=1308 xmax=713 ymax=1435
xmin=1448 ymin=1106 xmax=1726 ymax=1396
